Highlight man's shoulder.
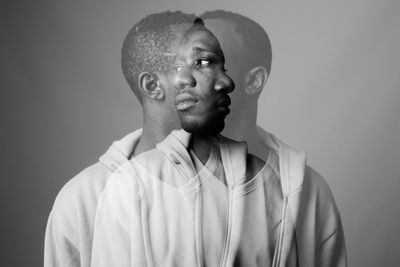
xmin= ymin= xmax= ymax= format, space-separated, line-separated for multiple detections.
xmin=51 ymin=161 xmax=112 ymax=216
xmin=303 ymin=166 xmax=334 ymax=197
xmin=302 ymin=165 xmax=340 ymax=216
xmin=302 ymin=165 xmax=342 ymax=232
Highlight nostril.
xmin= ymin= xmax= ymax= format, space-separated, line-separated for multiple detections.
xmin=189 ymin=78 xmax=196 ymax=87
xmin=182 ymin=79 xmax=196 ymax=89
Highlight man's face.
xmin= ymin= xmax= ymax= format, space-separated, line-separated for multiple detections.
xmin=173 ymin=25 xmax=234 ymax=135
xmin=201 ymin=19 xmax=249 ymax=130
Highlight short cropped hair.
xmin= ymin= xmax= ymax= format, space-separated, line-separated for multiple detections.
xmin=200 ymin=10 xmax=272 ymax=75
xmin=121 ymin=11 xmax=196 ymax=104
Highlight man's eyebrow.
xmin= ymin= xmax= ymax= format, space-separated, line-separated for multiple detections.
xmin=192 ymin=46 xmax=216 ymax=53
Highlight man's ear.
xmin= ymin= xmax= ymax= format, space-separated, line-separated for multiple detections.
xmin=138 ymin=72 xmax=165 ymax=101
xmin=244 ymin=66 xmax=268 ymax=95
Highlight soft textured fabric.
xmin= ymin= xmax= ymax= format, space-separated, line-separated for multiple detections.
xmin=44 ymin=130 xmax=143 ymax=267
xmin=257 ymin=127 xmax=347 ymax=266
xmin=44 ymin=127 xmax=347 ymax=267
xmin=91 ymin=130 xmax=282 ymax=267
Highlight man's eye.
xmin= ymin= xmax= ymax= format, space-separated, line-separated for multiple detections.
xmin=175 ymin=66 xmax=183 ymax=72
xmin=196 ymin=59 xmax=212 ymax=67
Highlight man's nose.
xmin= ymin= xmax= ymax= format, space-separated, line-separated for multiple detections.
xmin=174 ymin=68 xmax=196 ymax=90
xmin=214 ymin=73 xmax=235 ymax=93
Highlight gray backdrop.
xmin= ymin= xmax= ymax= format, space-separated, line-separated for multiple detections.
xmin=2 ymin=0 xmax=399 ymax=266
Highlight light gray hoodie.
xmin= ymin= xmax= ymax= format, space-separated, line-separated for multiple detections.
xmin=44 ymin=128 xmax=346 ymax=267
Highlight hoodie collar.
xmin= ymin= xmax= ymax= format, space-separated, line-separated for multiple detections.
xmin=98 ymin=127 xmax=307 ymax=196
xmin=99 ymin=129 xmax=143 ymax=172
xmin=156 ymin=129 xmax=198 ymax=178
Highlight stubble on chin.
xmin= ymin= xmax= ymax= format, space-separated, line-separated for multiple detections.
xmin=179 ymin=114 xmax=225 ymax=136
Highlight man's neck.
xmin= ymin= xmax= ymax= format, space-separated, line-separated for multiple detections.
xmin=190 ymin=133 xmax=215 ymax=165
xmin=133 ymin=115 xmax=178 ymax=157
xmin=222 ymin=106 xmax=268 ymax=161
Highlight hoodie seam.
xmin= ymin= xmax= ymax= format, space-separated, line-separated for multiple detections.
xmin=318 ymin=227 xmax=339 ymax=249
xmin=318 ymin=209 xmax=340 ymax=248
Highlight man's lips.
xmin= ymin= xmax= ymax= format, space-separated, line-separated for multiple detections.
xmin=215 ymin=96 xmax=231 ymax=114
xmin=175 ymin=92 xmax=198 ymax=111
xmin=216 ymin=96 xmax=231 ymax=108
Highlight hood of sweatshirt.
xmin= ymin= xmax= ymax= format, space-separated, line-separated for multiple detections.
xmin=257 ymin=127 xmax=307 ymax=197
xmin=99 ymin=129 xmax=143 ymax=172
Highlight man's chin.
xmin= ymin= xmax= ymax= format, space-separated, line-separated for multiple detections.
xmin=180 ymin=116 xmax=225 ymax=135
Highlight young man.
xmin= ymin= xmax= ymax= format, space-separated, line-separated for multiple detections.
xmin=200 ymin=10 xmax=347 ymax=266
xmin=44 ymin=11 xmax=196 ymax=267
xmin=90 ymin=20 xmax=279 ymax=266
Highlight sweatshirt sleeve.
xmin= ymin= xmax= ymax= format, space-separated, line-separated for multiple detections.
xmin=90 ymin=190 xmax=132 ymax=267
xmin=317 ymin=210 xmax=347 ymax=267
xmin=91 ymin=163 xmax=146 ymax=267
xmin=43 ymin=168 xmax=101 ymax=267
xmin=306 ymin=166 xmax=348 ymax=267
xmin=44 ymin=210 xmax=81 ymax=267
xmin=44 ymin=180 xmax=82 ymax=267
xmin=44 ymin=162 xmax=112 ymax=267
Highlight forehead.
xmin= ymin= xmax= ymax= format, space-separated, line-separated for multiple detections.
xmin=203 ymin=18 xmax=245 ymax=55
xmin=179 ymin=26 xmax=223 ymax=54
